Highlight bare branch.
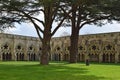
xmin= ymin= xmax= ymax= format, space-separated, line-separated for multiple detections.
xmin=34 ymin=25 xmax=43 ymax=41
xmin=51 ymin=17 xmax=66 ymax=36
xmin=51 ymin=6 xmax=60 ymax=23
xmin=32 ymin=17 xmax=45 ymax=27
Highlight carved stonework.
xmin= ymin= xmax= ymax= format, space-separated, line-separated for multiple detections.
xmin=0 ymin=32 xmax=120 ymax=63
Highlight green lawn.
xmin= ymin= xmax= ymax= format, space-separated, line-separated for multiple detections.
xmin=0 ymin=61 xmax=120 ymax=80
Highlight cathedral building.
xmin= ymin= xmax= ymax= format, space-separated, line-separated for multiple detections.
xmin=0 ymin=32 xmax=120 ymax=63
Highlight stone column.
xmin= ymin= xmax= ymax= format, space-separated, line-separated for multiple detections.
xmin=98 ymin=40 xmax=103 ymax=63
xmin=114 ymin=38 xmax=119 ymax=63
xmin=115 ymin=44 xmax=119 ymax=63
xmin=11 ymin=38 xmax=15 ymax=61
xmin=60 ymin=53 xmax=63 ymax=61
xmin=85 ymin=40 xmax=89 ymax=62
xmin=99 ymin=53 xmax=103 ymax=63
xmin=108 ymin=54 xmax=110 ymax=63
xmin=115 ymin=53 xmax=119 ymax=63
xmin=24 ymin=38 xmax=28 ymax=61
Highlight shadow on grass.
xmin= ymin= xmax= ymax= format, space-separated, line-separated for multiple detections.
xmin=0 ymin=62 xmax=108 ymax=80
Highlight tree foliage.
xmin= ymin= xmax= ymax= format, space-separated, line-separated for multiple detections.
xmin=62 ymin=0 xmax=120 ymax=27
xmin=60 ymin=0 xmax=120 ymax=63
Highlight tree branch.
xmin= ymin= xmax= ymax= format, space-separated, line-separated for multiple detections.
xmin=76 ymin=6 xmax=82 ymax=28
xmin=32 ymin=17 xmax=45 ymax=27
xmin=51 ymin=6 xmax=60 ymax=22
xmin=79 ymin=15 xmax=111 ymax=30
xmin=34 ymin=25 xmax=43 ymax=41
xmin=21 ymin=12 xmax=44 ymax=33
xmin=27 ymin=9 xmax=44 ymax=14
xmin=10 ymin=6 xmax=44 ymax=41
xmin=60 ymin=7 xmax=72 ymax=19
xmin=51 ymin=17 xmax=66 ymax=36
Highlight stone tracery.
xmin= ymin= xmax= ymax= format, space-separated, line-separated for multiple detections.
xmin=0 ymin=32 xmax=120 ymax=63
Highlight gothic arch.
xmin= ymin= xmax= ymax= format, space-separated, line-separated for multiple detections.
xmin=15 ymin=43 xmax=24 ymax=50
xmin=77 ymin=53 xmax=85 ymax=62
xmin=15 ymin=43 xmax=25 ymax=61
xmin=2 ymin=52 xmax=12 ymax=61
xmin=102 ymin=53 xmax=109 ymax=62
xmin=28 ymin=44 xmax=36 ymax=51
xmin=52 ymin=53 xmax=61 ymax=61
xmin=110 ymin=53 xmax=115 ymax=63
xmin=28 ymin=53 xmax=36 ymax=61
xmin=78 ymin=53 xmax=85 ymax=62
xmin=102 ymin=41 xmax=115 ymax=51
xmin=89 ymin=53 xmax=99 ymax=62
xmin=27 ymin=44 xmax=36 ymax=61
xmin=88 ymin=40 xmax=100 ymax=51
xmin=51 ymin=45 xmax=62 ymax=61
xmin=63 ymin=53 xmax=69 ymax=61
xmin=16 ymin=53 xmax=24 ymax=61
xmin=1 ymin=43 xmax=12 ymax=61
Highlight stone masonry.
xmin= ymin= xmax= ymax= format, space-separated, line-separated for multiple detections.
xmin=0 ymin=32 xmax=120 ymax=63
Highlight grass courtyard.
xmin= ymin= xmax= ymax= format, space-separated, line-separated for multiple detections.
xmin=0 ymin=61 xmax=120 ymax=80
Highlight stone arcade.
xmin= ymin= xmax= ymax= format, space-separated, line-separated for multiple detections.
xmin=0 ymin=32 xmax=120 ymax=63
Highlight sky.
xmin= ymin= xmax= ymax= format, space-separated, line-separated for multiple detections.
xmin=4 ymin=22 xmax=120 ymax=37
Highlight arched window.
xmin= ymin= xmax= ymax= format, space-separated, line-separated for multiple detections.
xmin=102 ymin=54 xmax=109 ymax=62
xmin=16 ymin=53 xmax=24 ymax=61
xmin=110 ymin=54 xmax=115 ymax=63
xmin=2 ymin=53 xmax=12 ymax=61
xmin=28 ymin=53 xmax=36 ymax=61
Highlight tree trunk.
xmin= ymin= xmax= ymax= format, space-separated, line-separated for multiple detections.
xmin=69 ymin=4 xmax=79 ymax=63
xmin=69 ymin=29 xmax=79 ymax=63
xmin=40 ymin=6 xmax=52 ymax=65
xmin=40 ymin=34 xmax=51 ymax=65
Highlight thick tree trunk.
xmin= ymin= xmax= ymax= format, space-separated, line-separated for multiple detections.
xmin=69 ymin=29 xmax=79 ymax=63
xmin=40 ymin=35 xmax=51 ymax=65
xmin=40 ymin=6 xmax=52 ymax=65
xmin=69 ymin=4 xmax=79 ymax=63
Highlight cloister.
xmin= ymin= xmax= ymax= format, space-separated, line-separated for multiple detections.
xmin=0 ymin=32 xmax=120 ymax=63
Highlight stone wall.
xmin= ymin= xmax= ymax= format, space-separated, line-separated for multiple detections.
xmin=0 ymin=33 xmax=41 ymax=61
xmin=51 ymin=32 xmax=120 ymax=63
xmin=0 ymin=32 xmax=120 ymax=63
